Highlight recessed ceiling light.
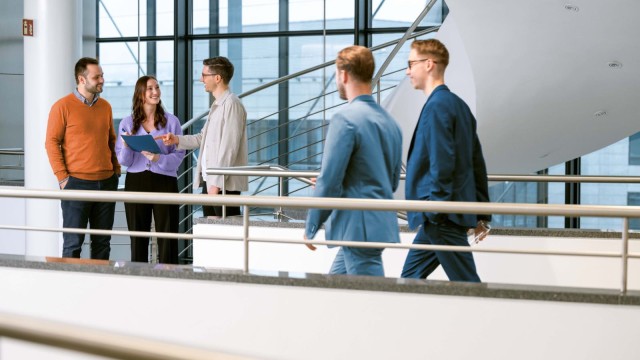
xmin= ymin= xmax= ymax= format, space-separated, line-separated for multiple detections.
xmin=564 ymin=4 xmax=579 ymax=12
xmin=607 ymin=61 xmax=623 ymax=69
xmin=594 ymin=110 xmax=607 ymax=117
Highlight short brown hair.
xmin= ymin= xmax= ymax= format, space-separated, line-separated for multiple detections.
xmin=411 ymin=39 xmax=449 ymax=68
xmin=336 ymin=45 xmax=375 ymax=83
xmin=203 ymin=56 xmax=234 ymax=85
xmin=74 ymin=57 xmax=100 ymax=84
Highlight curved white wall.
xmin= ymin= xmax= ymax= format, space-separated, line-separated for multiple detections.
xmin=385 ymin=0 xmax=640 ymax=175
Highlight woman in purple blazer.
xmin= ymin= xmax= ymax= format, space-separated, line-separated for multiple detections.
xmin=116 ymin=75 xmax=185 ymax=264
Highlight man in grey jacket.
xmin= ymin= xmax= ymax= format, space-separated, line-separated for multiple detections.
xmin=161 ymin=57 xmax=248 ymax=217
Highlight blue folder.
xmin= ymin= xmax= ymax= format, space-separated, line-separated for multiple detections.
xmin=121 ymin=135 xmax=162 ymax=154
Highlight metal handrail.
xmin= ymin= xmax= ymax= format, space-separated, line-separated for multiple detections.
xmin=238 ymin=27 xmax=438 ymax=100
xmin=180 ymin=108 xmax=209 ymax=132
xmin=0 ymin=148 xmax=25 ymax=174
xmin=1 ymin=187 xmax=640 ymax=294
xmin=206 ymin=165 xmax=315 ymax=218
xmin=6 ymin=187 xmax=640 ymax=221
xmin=0 ymin=148 xmax=24 ymax=156
xmin=205 ymin=166 xmax=640 ymax=224
xmin=488 ymin=175 xmax=640 ymax=183
xmin=205 ymin=166 xmax=640 ymax=184
xmin=0 ymin=311 xmax=250 ymax=360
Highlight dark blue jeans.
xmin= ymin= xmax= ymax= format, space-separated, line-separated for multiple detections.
xmin=401 ymin=220 xmax=480 ymax=282
xmin=61 ymin=174 xmax=118 ymax=259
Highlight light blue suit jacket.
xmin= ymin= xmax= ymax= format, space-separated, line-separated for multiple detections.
xmin=305 ymin=95 xmax=402 ymax=244
xmin=406 ymin=85 xmax=491 ymax=230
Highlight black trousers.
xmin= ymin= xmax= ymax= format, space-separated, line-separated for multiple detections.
xmin=124 ymin=171 xmax=179 ymax=264
xmin=202 ymin=181 xmax=241 ymax=217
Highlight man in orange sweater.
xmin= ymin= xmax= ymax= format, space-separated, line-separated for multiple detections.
xmin=45 ymin=57 xmax=120 ymax=260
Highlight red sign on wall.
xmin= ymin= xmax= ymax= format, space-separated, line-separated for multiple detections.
xmin=23 ymin=19 xmax=34 ymax=36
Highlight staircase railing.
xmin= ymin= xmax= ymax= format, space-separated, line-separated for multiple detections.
xmin=171 ymin=3 xmax=442 ymax=261
xmin=2 ymin=186 xmax=640 ymax=294
xmin=177 ymin=26 xmax=441 ymax=228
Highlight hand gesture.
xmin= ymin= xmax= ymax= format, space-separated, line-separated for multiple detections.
xmin=157 ymin=133 xmax=178 ymax=146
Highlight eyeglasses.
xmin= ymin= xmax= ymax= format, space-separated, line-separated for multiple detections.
xmin=407 ymin=58 xmax=437 ymax=69
xmin=201 ymin=73 xmax=218 ymax=78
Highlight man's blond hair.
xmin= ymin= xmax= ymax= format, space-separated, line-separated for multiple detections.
xmin=336 ymin=45 xmax=375 ymax=83
xmin=411 ymin=39 xmax=449 ymax=68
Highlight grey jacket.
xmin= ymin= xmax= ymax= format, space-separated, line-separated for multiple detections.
xmin=178 ymin=90 xmax=248 ymax=191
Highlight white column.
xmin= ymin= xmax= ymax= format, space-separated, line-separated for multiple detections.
xmin=24 ymin=0 xmax=82 ymax=256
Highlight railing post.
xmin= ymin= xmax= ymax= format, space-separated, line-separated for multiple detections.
xmin=243 ymin=205 xmax=249 ymax=274
xmin=376 ymin=79 xmax=381 ymax=104
xmin=222 ymin=180 xmax=226 ymax=219
xmin=277 ymin=176 xmax=284 ymax=220
xmin=621 ymin=217 xmax=629 ymax=294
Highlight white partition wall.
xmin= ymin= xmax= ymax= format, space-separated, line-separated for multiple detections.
xmin=193 ymin=223 xmax=640 ymax=290
xmin=2 ymin=266 xmax=640 ymax=360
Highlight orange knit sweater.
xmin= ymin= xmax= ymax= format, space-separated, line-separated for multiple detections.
xmin=45 ymin=93 xmax=121 ymax=181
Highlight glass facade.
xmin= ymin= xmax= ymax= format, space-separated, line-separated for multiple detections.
xmin=97 ymin=0 xmax=441 ymax=199
xmin=95 ymin=0 xmax=640 ymax=231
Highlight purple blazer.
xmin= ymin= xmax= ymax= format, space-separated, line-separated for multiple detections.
xmin=116 ymin=112 xmax=185 ymax=178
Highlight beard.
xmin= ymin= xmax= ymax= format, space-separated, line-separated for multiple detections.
xmin=337 ymin=81 xmax=347 ymax=100
xmin=84 ymin=82 xmax=103 ymax=94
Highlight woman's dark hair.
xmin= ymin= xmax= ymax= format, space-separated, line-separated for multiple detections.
xmin=131 ymin=75 xmax=166 ymax=134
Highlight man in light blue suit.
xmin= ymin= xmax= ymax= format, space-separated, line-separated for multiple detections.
xmin=304 ymin=45 xmax=403 ymax=277
xmin=401 ymin=39 xmax=491 ymax=282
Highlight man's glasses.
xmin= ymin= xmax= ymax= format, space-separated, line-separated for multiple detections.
xmin=407 ymin=58 xmax=436 ymax=69
xmin=201 ymin=73 xmax=218 ymax=78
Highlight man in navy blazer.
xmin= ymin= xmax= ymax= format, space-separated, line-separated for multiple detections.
xmin=304 ymin=45 xmax=403 ymax=276
xmin=401 ymin=39 xmax=491 ymax=282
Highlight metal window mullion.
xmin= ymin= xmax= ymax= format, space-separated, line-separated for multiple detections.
xmin=277 ymin=0 xmax=290 ymax=195
xmin=622 ymin=217 xmax=629 ymax=294
xmin=209 ymin=0 xmax=219 ymax=56
xmin=228 ymin=1 xmax=243 ymax=93
xmin=564 ymin=158 xmax=581 ymax=228
xmin=147 ymin=0 xmax=157 ymax=76
xmin=355 ymin=0 xmax=372 ymax=46
xmin=537 ymin=168 xmax=549 ymax=228
xmin=174 ymin=0 xmax=192 ymax=258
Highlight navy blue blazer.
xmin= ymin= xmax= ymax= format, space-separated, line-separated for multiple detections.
xmin=406 ymin=85 xmax=491 ymax=230
xmin=305 ymin=95 xmax=402 ymax=244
